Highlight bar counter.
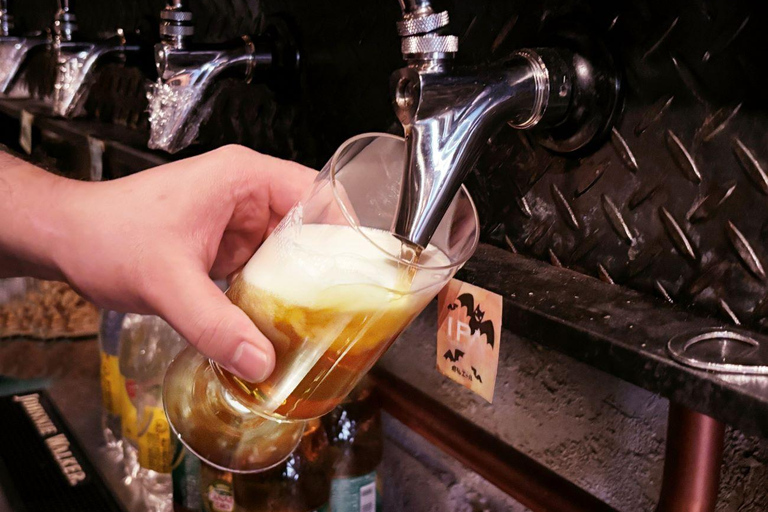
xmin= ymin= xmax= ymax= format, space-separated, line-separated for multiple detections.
xmin=0 ymin=337 xmax=142 ymax=512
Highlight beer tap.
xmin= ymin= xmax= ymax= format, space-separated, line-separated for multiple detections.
xmin=148 ymin=0 xmax=298 ymax=153
xmin=0 ymin=0 xmax=50 ymax=96
xmin=391 ymin=1 xmax=621 ymax=249
xmin=52 ymin=0 xmax=143 ymax=117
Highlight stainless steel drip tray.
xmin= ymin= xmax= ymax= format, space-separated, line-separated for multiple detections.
xmin=668 ymin=329 xmax=768 ymax=375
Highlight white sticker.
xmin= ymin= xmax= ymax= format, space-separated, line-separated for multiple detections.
xmin=359 ymin=480 xmax=376 ymax=512
xmin=19 ymin=109 xmax=33 ymax=155
xmin=87 ymin=136 xmax=105 ymax=181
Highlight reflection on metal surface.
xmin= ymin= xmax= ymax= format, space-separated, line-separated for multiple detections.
xmin=725 ymin=221 xmax=766 ymax=281
xmin=146 ymin=79 xmax=203 ymax=154
xmin=492 ymin=1 xmax=768 ymax=331
xmin=0 ymin=0 xmax=48 ymax=96
xmin=659 ymin=207 xmax=698 ymax=263
xmin=687 ymin=182 xmax=736 ymax=223
xmin=0 ymin=37 xmax=49 ymax=96
xmin=733 ymin=137 xmax=768 ymax=196
xmin=665 ymin=129 xmax=701 ymax=184
xmin=148 ymin=38 xmax=262 ymax=153
xmin=51 ymin=0 xmax=140 ymax=118
xmin=601 ymin=193 xmax=635 ymax=245
xmin=668 ymin=328 xmax=768 ymax=374
xmin=147 ymin=1 xmax=291 ymax=153
xmin=52 ymin=36 xmax=140 ymax=118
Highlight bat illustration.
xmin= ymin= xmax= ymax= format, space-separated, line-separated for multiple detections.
xmin=454 ymin=293 xmax=496 ymax=348
xmin=443 ymin=349 xmax=464 ymax=362
xmin=471 ymin=366 xmax=482 ymax=383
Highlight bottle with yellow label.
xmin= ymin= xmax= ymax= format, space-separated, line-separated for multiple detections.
xmin=119 ymin=314 xmax=186 ymax=510
xmin=98 ymin=310 xmax=125 ymax=461
xmin=323 ymin=377 xmax=383 ymax=512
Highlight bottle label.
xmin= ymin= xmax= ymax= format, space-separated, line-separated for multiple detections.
xmin=99 ymin=352 xmax=122 ymax=415
xmin=172 ymin=446 xmax=202 ymax=510
xmin=119 ymin=377 xmax=138 ymax=443
xmin=205 ymin=480 xmax=234 ymax=512
xmin=331 ymin=471 xmax=378 ymax=512
xmin=436 ymin=279 xmax=502 ymax=403
xmin=138 ymin=405 xmax=173 ymax=474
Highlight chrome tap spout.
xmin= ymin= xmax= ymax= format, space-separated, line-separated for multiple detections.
xmin=52 ymin=31 xmax=140 ymax=117
xmin=391 ymin=6 xmax=620 ymax=249
xmin=0 ymin=0 xmax=49 ymax=96
xmin=148 ymin=2 xmax=295 ymax=153
xmin=147 ymin=36 xmax=270 ymax=153
xmin=51 ymin=1 xmax=143 ymax=117
xmin=0 ymin=36 xmax=49 ymax=95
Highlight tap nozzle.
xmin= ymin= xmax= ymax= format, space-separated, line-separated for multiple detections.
xmin=390 ymin=6 xmax=620 ymax=249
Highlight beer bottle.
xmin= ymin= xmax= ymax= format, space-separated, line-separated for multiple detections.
xmin=173 ymin=446 xmax=202 ymax=512
xmin=200 ymin=464 xmax=234 ymax=512
xmin=197 ymin=418 xmax=331 ymax=512
xmin=323 ymin=377 xmax=383 ymax=512
xmin=98 ymin=310 xmax=125 ymax=460
xmin=118 ymin=314 xmax=186 ymax=510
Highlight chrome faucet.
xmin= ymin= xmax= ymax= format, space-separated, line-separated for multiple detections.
xmin=148 ymin=0 xmax=294 ymax=153
xmin=391 ymin=1 xmax=621 ymax=248
xmin=52 ymin=0 xmax=141 ymax=117
xmin=0 ymin=0 xmax=50 ymax=96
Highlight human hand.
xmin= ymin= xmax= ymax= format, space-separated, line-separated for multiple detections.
xmin=47 ymin=146 xmax=315 ymax=382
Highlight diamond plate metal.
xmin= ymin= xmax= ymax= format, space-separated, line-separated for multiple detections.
xmin=10 ymin=0 xmax=768 ymax=332
xmin=479 ymin=0 xmax=768 ymax=331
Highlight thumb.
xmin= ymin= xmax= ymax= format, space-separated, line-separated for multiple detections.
xmin=154 ymin=265 xmax=275 ymax=383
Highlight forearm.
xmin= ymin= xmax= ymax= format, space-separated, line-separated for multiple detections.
xmin=0 ymin=152 xmax=73 ymax=280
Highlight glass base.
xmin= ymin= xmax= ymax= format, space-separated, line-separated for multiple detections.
xmin=163 ymin=347 xmax=305 ymax=473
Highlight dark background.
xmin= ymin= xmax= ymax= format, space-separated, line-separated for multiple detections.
xmin=9 ymin=0 xmax=768 ymax=331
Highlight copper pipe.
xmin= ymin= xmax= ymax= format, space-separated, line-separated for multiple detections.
xmin=656 ymin=403 xmax=725 ymax=512
xmin=369 ymin=368 xmax=617 ymax=512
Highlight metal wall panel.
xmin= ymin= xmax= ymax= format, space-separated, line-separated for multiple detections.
xmin=11 ymin=0 xmax=768 ymax=327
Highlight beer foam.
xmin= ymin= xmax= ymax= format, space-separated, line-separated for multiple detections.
xmin=240 ymin=224 xmax=451 ymax=308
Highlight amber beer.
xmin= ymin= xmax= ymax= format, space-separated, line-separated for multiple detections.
xmin=216 ymin=223 xmax=450 ymax=421
xmin=198 ymin=419 xmax=331 ymax=512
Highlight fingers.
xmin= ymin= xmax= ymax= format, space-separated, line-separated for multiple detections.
xmin=207 ymin=145 xmax=317 ymax=217
xmin=199 ymin=146 xmax=317 ymax=278
xmin=258 ymin=153 xmax=318 ymax=217
xmin=153 ymin=263 xmax=275 ymax=383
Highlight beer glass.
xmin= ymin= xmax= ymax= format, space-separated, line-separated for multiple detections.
xmin=163 ymin=133 xmax=479 ymax=472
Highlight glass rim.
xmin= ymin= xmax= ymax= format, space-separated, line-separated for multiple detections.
xmin=329 ymin=132 xmax=480 ymax=272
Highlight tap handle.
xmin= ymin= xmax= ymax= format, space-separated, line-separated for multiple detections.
xmin=160 ymin=1 xmax=194 ymax=49
xmin=0 ymin=0 xmax=12 ymax=37
xmin=400 ymin=0 xmax=433 ymax=15
xmin=397 ymin=11 xmax=448 ymax=36
xmin=396 ymin=0 xmax=455 ymax=64
xmin=54 ymin=0 xmax=78 ymax=41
